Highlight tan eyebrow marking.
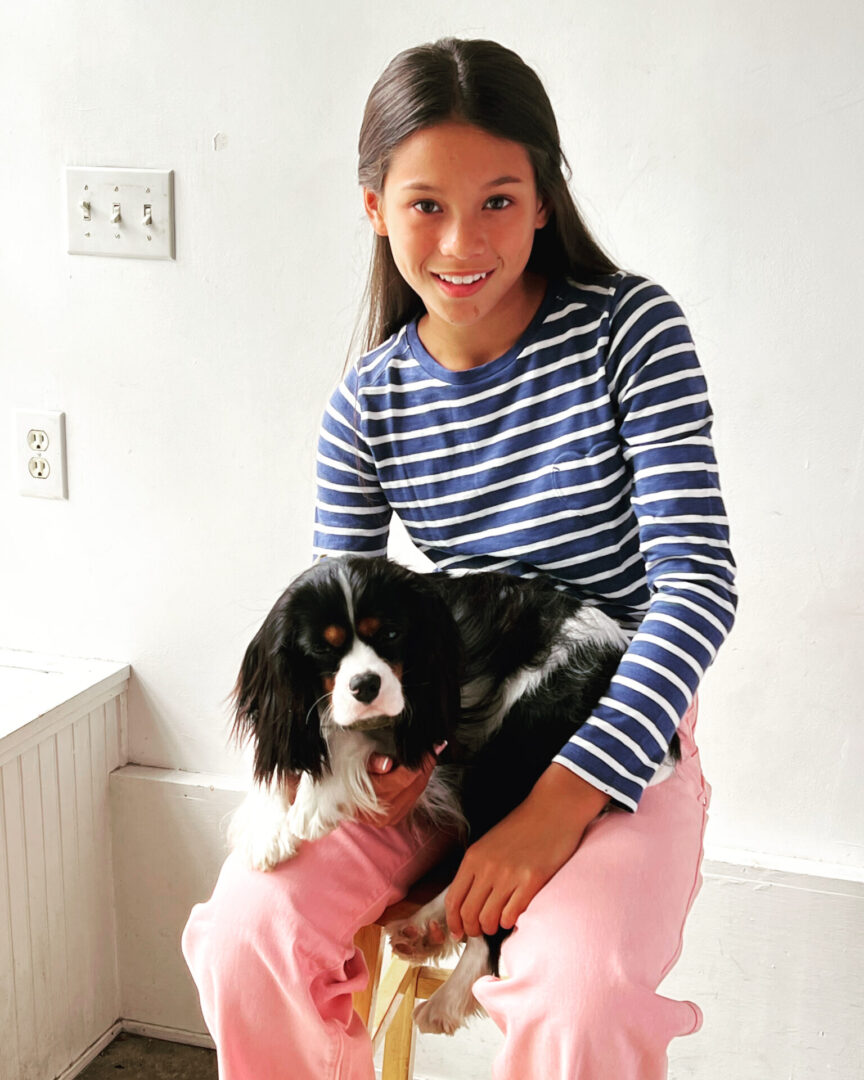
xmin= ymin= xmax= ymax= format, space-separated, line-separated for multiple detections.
xmin=323 ymin=625 xmax=347 ymax=647
xmin=356 ymin=616 xmax=381 ymax=639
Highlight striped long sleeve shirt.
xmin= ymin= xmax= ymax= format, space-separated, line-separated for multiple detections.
xmin=314 ymin=273 xmax=737 ymax=810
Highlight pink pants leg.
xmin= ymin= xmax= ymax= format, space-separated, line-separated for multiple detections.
xmin=182 ymin=817 xmax=453 ymax=1080
xmin=472 ymin=701 xmax=710 ymax=1079
xmin=182 ymin=703 xmax=709 ymax=1080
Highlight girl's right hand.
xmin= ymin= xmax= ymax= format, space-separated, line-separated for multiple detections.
xmin=359 ymin=745 xmax=444 ymax=827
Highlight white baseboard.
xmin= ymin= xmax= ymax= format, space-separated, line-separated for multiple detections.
xmin=705 ymin=842 xmax=864 ymax=884
xmin=55 ymin=1022 xmax=123 ymax=1080
xmin=110 ymin=766 xmax=864 ymax=1080
xmin=59 ymin=1019 xmax=215 ymax=1079
xmin=120 ymin=1019 xmax=216 ymax=1049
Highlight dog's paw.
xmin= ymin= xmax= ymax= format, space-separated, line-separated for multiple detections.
xmin=243 ymin=829 xmax=300 ymax=871
xmin=412 ymin=934 xmax=490 ymax=1034
xmin=386 ymin=914 xmax=459 ymax=964
xmin=288 ymin=803 xmax=335 ymax=843
xmin=233 ymin=826 xmax=301 ymax=871
xmin=413 ymin=986 xmax=480 ymax=1035
xmin=228 ymin=800 xmax=300 ymax=871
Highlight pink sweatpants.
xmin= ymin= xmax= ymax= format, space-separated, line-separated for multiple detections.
xmin=182 ymin=703 xmax=709 ymax=1079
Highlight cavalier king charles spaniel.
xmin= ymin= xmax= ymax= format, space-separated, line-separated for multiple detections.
xmin=228 ymin=555 xmax=678 ymax=1033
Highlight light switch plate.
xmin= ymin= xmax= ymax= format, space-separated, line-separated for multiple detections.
xmin=66 ymin=166 xmax=175 ymax=260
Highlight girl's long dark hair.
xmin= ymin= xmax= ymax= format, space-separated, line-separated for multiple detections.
xmin=356 ymin=37 xmax=618 ymax=352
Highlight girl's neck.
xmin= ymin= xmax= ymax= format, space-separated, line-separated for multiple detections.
xmin=416 ymin=272 xmax=548 ymax=372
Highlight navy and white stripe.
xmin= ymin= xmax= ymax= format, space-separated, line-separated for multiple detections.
xmin=315 ymin=273 xmax=736 ymax=810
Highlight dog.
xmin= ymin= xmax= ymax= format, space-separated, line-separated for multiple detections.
xmin=228 ymin=554 xmax=679 ymax=1033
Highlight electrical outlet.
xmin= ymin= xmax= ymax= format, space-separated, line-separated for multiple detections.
xmin=16 ymin=410 xmax=68 ymax=499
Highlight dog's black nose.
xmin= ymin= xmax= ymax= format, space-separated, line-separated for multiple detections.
xmin=349 ymin=672 xmax=381 ymax=704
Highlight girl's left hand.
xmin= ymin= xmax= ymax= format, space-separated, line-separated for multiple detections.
xmin=445 ymin=764 xmax=611 ymax=939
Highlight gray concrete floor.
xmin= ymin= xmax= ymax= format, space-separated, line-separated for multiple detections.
xmin=78 ymin=1033 xmax=217 ymax=1079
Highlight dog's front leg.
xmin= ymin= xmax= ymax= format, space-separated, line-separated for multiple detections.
xmin=286 ymin=770 xmax=353 ymax=841
xmin=287 ymin=729 xmax=382 ymax=844
xmin=288 ymin=748 xmax=382 ymax=840
xmin=387 ymin=888 xmax=492 ymax=1034
xmin=229 ymin=772 xmax=353 ymax=872
xmin=228 ymin=780 xmax=301 ymax=871
xmin=230 ymin=734 xmax=383 ymax=871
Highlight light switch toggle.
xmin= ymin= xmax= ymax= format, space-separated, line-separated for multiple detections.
xmin=79 ymin=199 xmax=91 ymax=220
xmin=142 ymin=204 xmax=153 ymax=226
xmin=111 ymin=203 xmax=122 ymax=224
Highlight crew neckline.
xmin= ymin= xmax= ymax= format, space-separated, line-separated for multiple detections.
xmin=405 ymin=279 xmax=561 ymax=385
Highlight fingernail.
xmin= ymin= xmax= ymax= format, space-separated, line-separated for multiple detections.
xmin=434 ymin=740 xmax=448 ymax=755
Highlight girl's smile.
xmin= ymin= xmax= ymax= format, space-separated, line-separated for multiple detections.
xmin=431 ymin=269 xmax=494 ymax=298
xmin=363 ymin=121 xmax=550 ymax=370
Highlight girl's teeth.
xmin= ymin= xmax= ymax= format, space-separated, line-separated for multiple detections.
xmin=437 ymin=272 xmax=487 ymax=285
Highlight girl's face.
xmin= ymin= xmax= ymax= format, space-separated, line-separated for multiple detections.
xmin=363 ymin=121 xmax=550 ymax=366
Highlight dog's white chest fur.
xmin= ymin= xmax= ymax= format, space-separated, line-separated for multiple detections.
xmin=229 ymin=726 xmax=380 ymax=871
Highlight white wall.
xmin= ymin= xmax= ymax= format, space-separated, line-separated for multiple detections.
xmin=1 ymin=1 xmax=862 ymax=875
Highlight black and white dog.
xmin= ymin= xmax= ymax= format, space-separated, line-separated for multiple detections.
xmin=228 ymin=555 xmax=677 ymax=1033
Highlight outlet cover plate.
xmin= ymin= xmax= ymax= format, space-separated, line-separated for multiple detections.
xmin=17 ymin=410 xmax=68 ymax=499
xmin=66 ymin=166 xmax=175 ymax=260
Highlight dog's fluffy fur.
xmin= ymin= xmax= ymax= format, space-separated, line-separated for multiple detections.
xmin=228 ymin=555 xmax=678 ymax=1033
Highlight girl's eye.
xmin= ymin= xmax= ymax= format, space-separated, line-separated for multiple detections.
xmin=485 ymin=195 xmax=513 ymax=211
xmin=412 ymin=200 xmax=441 ymax=215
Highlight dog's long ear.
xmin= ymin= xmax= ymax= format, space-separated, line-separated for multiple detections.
xmin=394 ymin=587 xmax=463 ymax=769
xmin=231 ymin=594 xmax=328 ymax=784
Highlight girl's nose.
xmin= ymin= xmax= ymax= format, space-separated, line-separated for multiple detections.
xmin=439 ymin=215 xmax=485 ymax=260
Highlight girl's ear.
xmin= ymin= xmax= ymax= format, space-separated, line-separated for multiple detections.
xmin=535 ymin=196 xmax=551 ymax=231
xmin=363 ymin=188 xmax=389 ymax=236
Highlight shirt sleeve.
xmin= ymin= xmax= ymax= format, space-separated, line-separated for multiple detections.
xmin=553 ymin=276 xmax=737 ymax=810
xmin=313 ymin=365 xmax=392 ymax=558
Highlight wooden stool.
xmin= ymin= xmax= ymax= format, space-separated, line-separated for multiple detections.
xmin=353 ymin=874 xmax=455 ymax=1080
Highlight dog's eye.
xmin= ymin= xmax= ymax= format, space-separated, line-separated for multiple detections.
xmin=357 ymin=615 xmax=402 ymax=645
xmin=322 ymin=624 xmax=347 ymax=649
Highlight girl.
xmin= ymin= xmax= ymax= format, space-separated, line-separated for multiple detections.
xmin=183 ymin=37 xmax=735 ymax=1079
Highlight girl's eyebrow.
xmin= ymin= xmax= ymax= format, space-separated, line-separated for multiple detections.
xmin=399 ymin=175 xmax=526 ymax=192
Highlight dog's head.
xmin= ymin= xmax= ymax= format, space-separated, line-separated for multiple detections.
xmin=231 ymin=556 xmax=462 ymax=785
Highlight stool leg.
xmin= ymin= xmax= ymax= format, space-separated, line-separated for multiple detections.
xmin=353 ymin=923 xmax=386 ymax=1026
xmin=382 ymin=968 xmax=419 ymax=1080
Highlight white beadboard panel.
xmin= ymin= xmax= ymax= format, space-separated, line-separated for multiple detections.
xmin=1 ymin=755 xmax=38 ymax=1080
xmin=0 ymin=659 xmax=129 ymax=1080
xmin=38 ymin=735 xmax=73 ymax=1071
xmin=21 ymin=743 xmax=57 ymax=1075
xmin=56 ymin=720 xmax=89 ymax=1066
xmin=0 ymin=795 xmax=21 ymax=1076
